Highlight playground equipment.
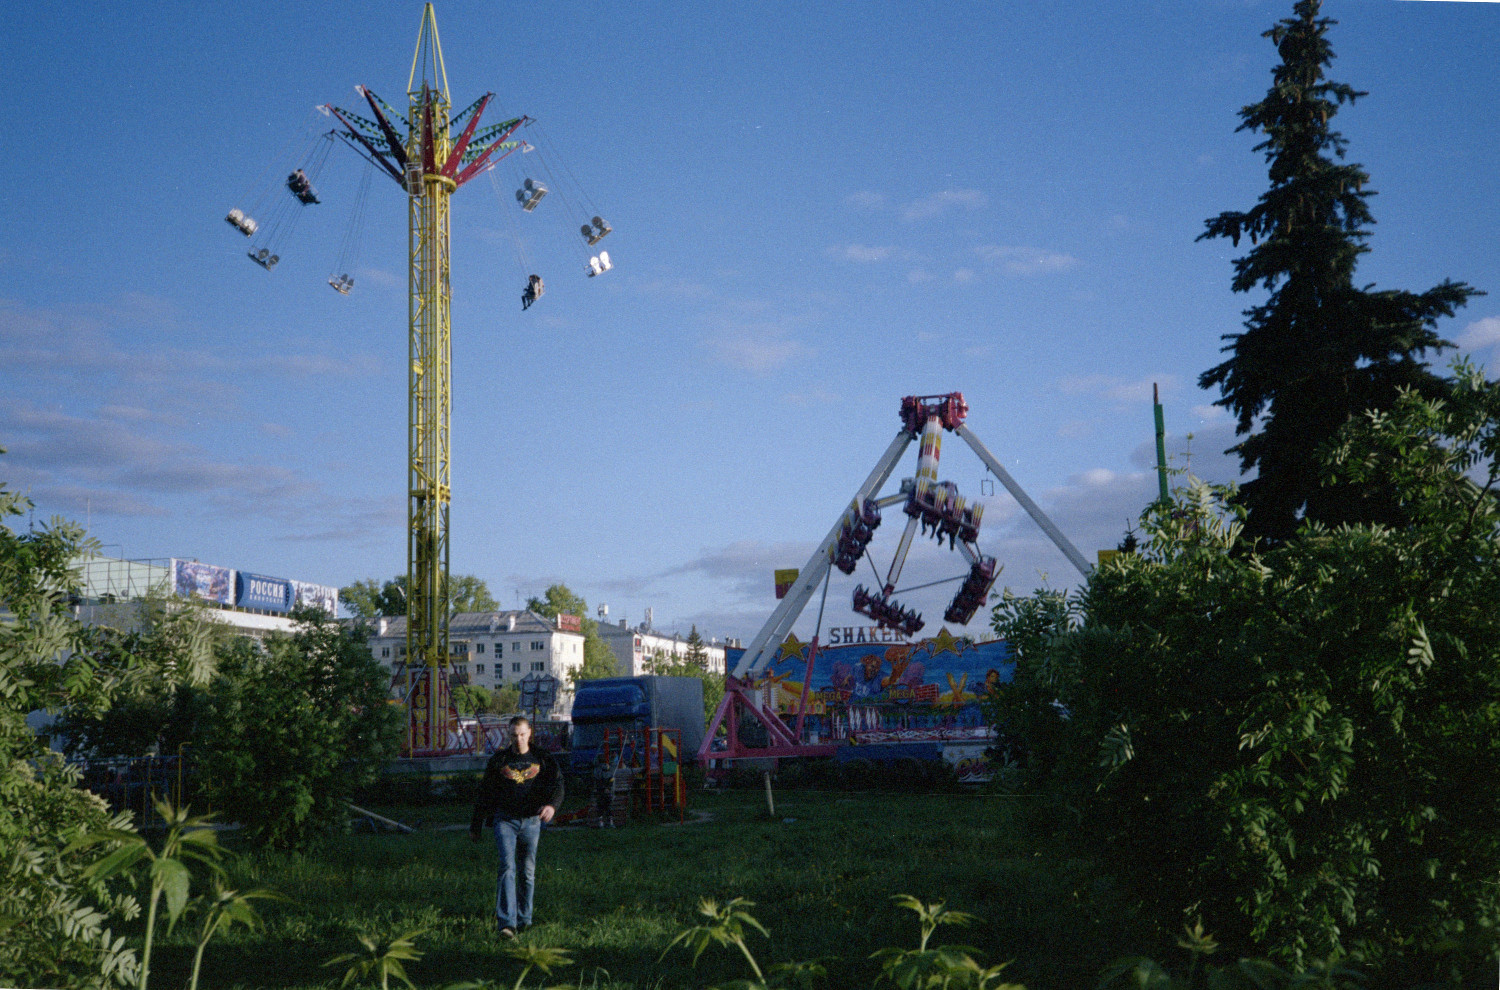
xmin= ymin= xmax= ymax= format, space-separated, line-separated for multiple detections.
xmin=700 ymin=392 xmax=1091 ymax=771
xmin=556 ymin=724 xmax=687 ymax=826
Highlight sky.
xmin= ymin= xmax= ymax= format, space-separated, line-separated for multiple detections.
xmin=3 ymin=1 xmax=1498 ymax=648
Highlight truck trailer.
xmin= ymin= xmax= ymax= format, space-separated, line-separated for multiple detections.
xmin=568 ymin=675 xmax=704 ymax=774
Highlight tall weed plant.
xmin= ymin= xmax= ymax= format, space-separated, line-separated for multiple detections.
xmin=0 ymin=458 xmax=144 ymax=988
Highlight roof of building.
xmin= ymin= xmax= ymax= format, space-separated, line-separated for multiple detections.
xmin=369 ymin=609 xmax=579 ymax=638
xmin=596 ymin=622 xmax=727 ymax=649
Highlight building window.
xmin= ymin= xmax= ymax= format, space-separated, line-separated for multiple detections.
xmin=531 ymin=640 xmax=544 ymax=650
xmin=512 ymin=662 xmax=521 ymax=673
xmin=531 ymin=661 xmax=545 ymax=672
xmin=476 ymin=643 xmax=485 ymax=654
xmin=476 ymin=664 xmax=485 ymax=675
xmin=381 ymin=648 xmax=390 ymax=658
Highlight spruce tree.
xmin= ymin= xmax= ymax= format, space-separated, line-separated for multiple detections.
xmin=1199 ymin=0 xmax=1479 ymax=543
xmin=684 ymin=625 xmax=710 ymax=671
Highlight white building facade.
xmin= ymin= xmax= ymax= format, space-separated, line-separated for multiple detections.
xmin=365 ymin=610 xmax=586 ymax=716
xmin=595 ymin=619 xmax=730 ymax=678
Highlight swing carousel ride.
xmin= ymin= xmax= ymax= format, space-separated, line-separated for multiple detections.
xmin=224 ymin=4 xmax=614 ymax=756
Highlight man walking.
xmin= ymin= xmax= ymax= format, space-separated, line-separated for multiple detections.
xmin=470 ymin=716 xmax=563 ymax=937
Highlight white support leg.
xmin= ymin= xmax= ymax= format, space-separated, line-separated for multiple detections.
xmin=734 ymin=430 xmax=914 ymax=678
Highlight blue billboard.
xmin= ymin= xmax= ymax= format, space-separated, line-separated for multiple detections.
xmin=235 ymin=572 xmax=292 ymax=612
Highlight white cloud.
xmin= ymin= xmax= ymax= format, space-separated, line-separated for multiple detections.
xmin=1 ymin=398 xmax=403 ymax=546
xmin=707 ymin=323 xmax=812 ymax=374
xmin=1190 ymin=404 xmax=1230 ymax=423
xmin=1458 ymin=316 xmax=1500 ymax=350
xmin=1059 ymin=374 xmax=1176 ymax=405
xmin=975 ymin=245 xmax=1078 ymax=277
xmin=902 ymin=189 xmax=988 ymax=221
xmin=953 ymin=268 xmax=977 ymax=283
xmin=354 ymin=266 xmax=400 ymax=289
xmin=1073 ymin=468 xmax=1118 ymax=487
xmin=907 ymin=269 xmax=933 ymax=284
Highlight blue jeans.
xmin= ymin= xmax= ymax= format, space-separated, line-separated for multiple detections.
xmin=492 ymin=815 xmax=541 ymax=928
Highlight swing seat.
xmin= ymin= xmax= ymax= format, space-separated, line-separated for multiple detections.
xmin=287 ymin=171 xmax=319 ymax=204
xmin=588 ymin=251 xmax=612 ymax=277
xmin=581 ymin=216 xmax=612 ymax=245
xmin=516 ymin=179 xmax=547 ymax=211
xmin=328 ymin=274 xmax=353 ymax=294
xmin=248 ymin=248 xmax=280 ymax=271
xmin=225 ymin=209 xmax=258 ymax=236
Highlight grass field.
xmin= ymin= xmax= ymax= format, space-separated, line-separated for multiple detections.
xmin=143 ymin=788 xmax=1149 ymax=989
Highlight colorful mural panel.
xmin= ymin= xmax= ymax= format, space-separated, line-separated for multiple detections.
xmin=728 ymin=627 xmax=1012 ymax=738
xmin=171 ymin=559 xmax=234 ymax=605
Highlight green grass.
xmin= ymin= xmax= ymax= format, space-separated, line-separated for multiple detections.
xmin=141 ymin=789 xmax=1147 ymax=989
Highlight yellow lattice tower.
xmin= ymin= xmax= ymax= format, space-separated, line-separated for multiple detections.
xmin=327 ymin=4 xmax=529 ymax=754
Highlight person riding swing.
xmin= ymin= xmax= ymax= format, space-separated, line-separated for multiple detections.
xmin=522 ymin=274 xmax=543 ymax=310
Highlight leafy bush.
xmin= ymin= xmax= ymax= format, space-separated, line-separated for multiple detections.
xmin=835 ymin=757 xmax=876 ymax=791
xmin=55 ymin=591 xmax=224 ymax=761
xmin=989 ymin=367 xmax=1500 ymax=983
xmin=194 ymin=607 xmax=404 ymax=849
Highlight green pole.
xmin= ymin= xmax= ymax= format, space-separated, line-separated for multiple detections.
xmin=1154 ymin=383 xmax=1169 ymax=506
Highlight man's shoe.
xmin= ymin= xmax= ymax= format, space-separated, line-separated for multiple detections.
xmin=498 ymin=926 xmax=516 ymax=940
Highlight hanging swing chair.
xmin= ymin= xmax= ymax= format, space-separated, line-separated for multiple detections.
xmin=236 ymin=121 xmax=335 ymax=272
xmin=328 ymin=157 xmax=374 ymax=294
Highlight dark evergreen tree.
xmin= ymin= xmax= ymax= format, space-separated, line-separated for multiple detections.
xmin=683 ymin=625 xmax=710 ymax=671
xmin=1199 ymin=0 xmax=1479 ymax=543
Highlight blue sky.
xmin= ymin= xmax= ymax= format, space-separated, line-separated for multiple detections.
xmin=3 ymin=1 xmax=1498 ymax=644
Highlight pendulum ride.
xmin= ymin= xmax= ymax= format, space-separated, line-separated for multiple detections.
xmin=702 ymin=392 xmax=1093 ymax=767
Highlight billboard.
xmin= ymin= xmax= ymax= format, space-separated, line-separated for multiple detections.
xmin=556 ymin=613 xmax=582 ymax=633
xmin=290 ymin=579 xmax=339 ymax=615
xmin=235 ymin=572 xmax=292 ymax=612
xmin=172 ymin=559 xmax=234 ymax=605
xmin=774 ymin=569 xmax=798 ymax=599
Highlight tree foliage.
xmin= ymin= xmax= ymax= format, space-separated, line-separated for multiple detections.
xmin=1198 ymin=0 xmax=1479 ymax=544
xmin=194 ymin=607 xmax=404 ymax=849
xmin=0 ymin=455 xmax=142 ymax=987
xmin=526 ymin=583 xmax=620 ymax=682
xmin=684 ymin=625 xmax=710 ymax=670
xmin=451 ymin=683 xmax=521 ymax=716
xmin=990 ymin=366 xmax=1500 ymax=984
xmin=341 ymin=574 xmax=498 ymax=618
xmin=56 ymin=591 xmax=227 ymax=760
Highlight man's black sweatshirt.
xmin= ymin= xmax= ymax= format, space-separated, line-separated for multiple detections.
xmin=470 ymin=744 xmax=565 ymax=830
